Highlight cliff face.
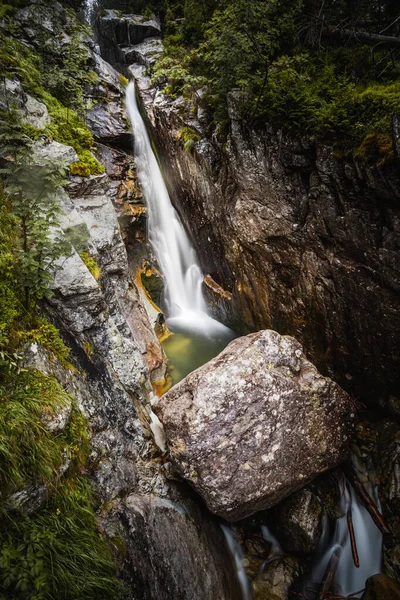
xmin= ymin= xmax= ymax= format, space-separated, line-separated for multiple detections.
xmin=140 ymin=82 xmax=400 ymax=411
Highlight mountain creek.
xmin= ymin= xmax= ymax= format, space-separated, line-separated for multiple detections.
xmin=0 ymin=1 xmax=400 ymax=599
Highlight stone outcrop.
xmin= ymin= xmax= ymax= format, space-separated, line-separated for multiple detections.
xmin=85 ymin=51 xmax=132 ymax=149
xmin=0 ymin=77 xmax=51 ymax=129
xmin=96 ymin=10 xmax=162 ymax=75
xmin=156 ymin=329 xmax=356 ymax=521
xmin=361 ymin=574 xmax=400 ymax=600
xmin=252 ymin=556 xmax=300 ymax=600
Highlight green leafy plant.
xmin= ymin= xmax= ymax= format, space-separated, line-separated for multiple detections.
xmin=0 ymin=478 xmax=120 ymax=600
xmin=176 ymin=126 xmax=201 ymax=151
xmin=152 ymin=0 xmax=400 ymax=156
xmin=0 ymin=111 xmax=71 ymax=312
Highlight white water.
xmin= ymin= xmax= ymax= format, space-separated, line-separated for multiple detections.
xmin=310 ymin=483 xmax=382 ymax=598
xmin=126 ymin=81 xmax=233 ymax=340
xmin=83 ymin=0 xmax=96 ymax=20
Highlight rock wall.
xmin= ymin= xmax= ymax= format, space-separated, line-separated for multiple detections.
xmin=139 ymin=80 xmax=400 ymax=411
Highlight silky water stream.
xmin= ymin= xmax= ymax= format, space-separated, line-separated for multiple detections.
xmin=125 ymin=81 xmax=235 ymax=384
xmin=125 ymin=80 xmax=383 ymax=599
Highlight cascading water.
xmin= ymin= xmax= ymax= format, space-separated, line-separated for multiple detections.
xmin=126 ymin=81 xmax=234 ymax=343
xmin=83 ymin=0 xmax=96 ymax=20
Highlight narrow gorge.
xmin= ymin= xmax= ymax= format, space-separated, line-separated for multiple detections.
xmin=0 ymin=1 xmax=399 ymax=600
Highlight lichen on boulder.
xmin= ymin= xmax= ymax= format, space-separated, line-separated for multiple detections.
xmin=156 ymin=329 xmax=357 ymax=521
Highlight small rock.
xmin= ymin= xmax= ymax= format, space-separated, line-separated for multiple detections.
xmin=24 ymin=94 xmax=50 ymax=129
xmin=252 ymin=556 xmax=300 ymax=600
xmin=274 ymin=488 xmax=322 ymax=554
xmin=41 ymin=400 xmax=72 ymax=434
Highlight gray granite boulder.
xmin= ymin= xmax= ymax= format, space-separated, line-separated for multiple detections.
xmin=156 ymin=330 xmax=356 ymax=521
xmin=0 ymin=77 xmax=50 ymax=129
xmin=32 ymin=140 xmax=78 ymax=166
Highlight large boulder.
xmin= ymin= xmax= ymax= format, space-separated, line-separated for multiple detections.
xmin=156 ymin=330 xmax=356 ymax=521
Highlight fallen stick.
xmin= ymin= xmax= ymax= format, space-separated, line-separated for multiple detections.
xmin=317 ymin=546 xmax=342 ymax=600
xmin=343 ymin=464 xmax=391 ymax=535
xmin=346 ymin=507 xmax=360 ymax=568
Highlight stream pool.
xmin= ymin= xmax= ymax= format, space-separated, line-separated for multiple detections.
xmin=162 ymin=327 xmax=235 ymax=386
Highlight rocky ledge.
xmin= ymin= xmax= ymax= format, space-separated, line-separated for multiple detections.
xmin=156 ymin=329 xmax=356 ymax=521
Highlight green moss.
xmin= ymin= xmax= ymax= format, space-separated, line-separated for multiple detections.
xmin=79 ymin=251 xmax=102 ymax=281
xmin=82 ymin=341 xmax=94 ymax=358
xmin=70 ymin=149 xmax=105 ymax=177
xmin=177 ymin=126 xmax=201 ymax=151
xmin=354 ymin=132 xmax=394 ymax=166
xmin=119 ymin=74 xmax=129 ymax=87
xmin=19 ymin=122 xmax=46 ymax=141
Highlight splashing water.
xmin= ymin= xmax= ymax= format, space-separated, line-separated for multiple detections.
xmin=125 ymin=81 xmax=234 ymax=342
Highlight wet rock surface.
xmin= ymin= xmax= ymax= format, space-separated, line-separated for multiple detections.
xmin=272 ymin=488 xmax=322 ymax=555
xmin=135 ymin=66 xmax=400 ymax=410
xmin=96 ymin=10 xmax=162 ymax=74
xmin=375 ymin=419 xmax=400 ymax=581
xmin=157 ymin=329 xmax=356 ymax=521
xmin=106 ymin=494 xmax=242 ymax=600
xmin=361 ymin=573 xmax=400 ymax=600
xmin=252 ymin=556 xmax=301 ymax=600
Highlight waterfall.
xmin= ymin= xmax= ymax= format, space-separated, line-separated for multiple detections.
xmin=126 ymin=81 xmax=233 ymax=339
xmin=83 ymin=0 xmax=96 ymax=20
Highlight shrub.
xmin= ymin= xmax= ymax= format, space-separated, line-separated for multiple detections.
xmin=176 ymin=126 xmax=201 ymax=151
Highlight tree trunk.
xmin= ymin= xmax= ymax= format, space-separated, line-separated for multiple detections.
xmin=321 ymin=27 xmax=400 ymax=48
